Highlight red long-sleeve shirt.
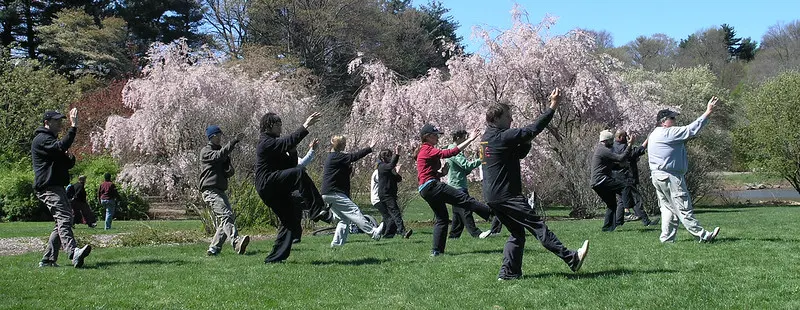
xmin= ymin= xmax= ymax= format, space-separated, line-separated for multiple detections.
xmin=416 ymin=143 xmax=460 ymax=185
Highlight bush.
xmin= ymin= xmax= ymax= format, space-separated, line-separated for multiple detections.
xmin=0 ymin=164 xmax=49 ymax=222
xmin=70 ymin=155 xmax=149 ymax=220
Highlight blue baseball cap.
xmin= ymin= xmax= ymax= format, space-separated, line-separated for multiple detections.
xmin=206 ymin=125 xmax=223 ymax=139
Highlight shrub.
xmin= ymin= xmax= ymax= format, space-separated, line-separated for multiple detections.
xmin=0 ymin=165 xmax=49 ymax=222
xmin=70 ymin=155 xmax=149 ymax=220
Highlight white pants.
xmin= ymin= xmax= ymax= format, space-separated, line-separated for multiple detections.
xmin=322 ymin=193 xmax=377 ymax=246
xmin=651 ymin=171 xmax=714 ymax=242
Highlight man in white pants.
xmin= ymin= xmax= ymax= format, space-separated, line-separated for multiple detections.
xmin=647 ymin=96 xmax=721 ymax=243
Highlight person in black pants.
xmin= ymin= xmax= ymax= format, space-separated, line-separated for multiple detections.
xmin=591 ymin=129 xmax=633 ymax=232
xmin=376 ymin=146 xmax=411 ymax=239
xmin=481 ymin=88 xmax=589 ymax=280
xmin=416 ymin=124 xmax=491 ymax=257
xmin=255 ymin=112 xmax=331 ymax=264
xmin=612 ymin=130 xmax=657 ymax=226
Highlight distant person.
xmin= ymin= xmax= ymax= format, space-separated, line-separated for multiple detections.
xmin=590 ymin=129 xmax=633 ymax=232
xmin=416 ymin=124 xmax=491 ymax=257
xmin=647 ymin=97 xmax=721 ymax=243
xmin=32 ymin=108 xmax=92 ymax=268
xmin=255 ymin=112 xmax=330 ymax=263
xmin=67 ymin=175 xmax=97 ymax=228
xmin=98 ymin=172 xmax=120 ymax=230
xmin=199 ymin=125 xmax=250 ymax=256
xmin=611 ymin=130 xmax=656 ymax=226
xmin=445 ymin=129 xmax=485 ymax=239
xmin=321 ymin=135 xmax=383 ymax=247
xmin=481 ymin=89 xmax=588 ymax=280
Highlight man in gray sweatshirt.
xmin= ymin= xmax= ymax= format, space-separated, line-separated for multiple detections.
xmin=647 ymin=96 xmax=721 ymax=243
xmin=200 ymin=125 xmax=250 ymax=255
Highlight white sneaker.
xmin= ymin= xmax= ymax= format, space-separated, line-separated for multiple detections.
xmin=703 ymin=227 xmax=720 ymax=243
xmin=570 ymin=240 xmax=589 ymax=272
xmin=479 ymin=230 xmax=499 ymax=239
xmin=371 ymin=222 xmax=384 ymax=240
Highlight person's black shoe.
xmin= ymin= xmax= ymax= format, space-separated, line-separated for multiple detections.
xmin=644 ymin=218 xmax=660 ymax=226
xmin=403 ymin=229 xmax=413 ymax=239
xmin=312 ymin=209 xmax=333 ymax=224
xmin=430 ymin=250 xmax=442 ymax=257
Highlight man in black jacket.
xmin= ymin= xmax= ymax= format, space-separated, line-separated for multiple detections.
xmin=255 ymin=112 xmax=330 ymax=263
xmin=612 ymin=130 xmax=656 ymax=226
xmin=200 ymin=125 xmax=250 ymax=256
xmin=480 ymin=89 xmax=588 ymax=280
xmin=32 ymin=109 xmax=91 ymax=268
xmin=590 ymin=129 xmax=633 ymax=232
xmin=68 ymin=175 xmax=97 ymax=228
xmin=376 ymin=146 xmax=411 ymax=239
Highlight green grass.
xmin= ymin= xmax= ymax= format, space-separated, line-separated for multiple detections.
xmin=2 ymin=205 xmax=799 ymax=309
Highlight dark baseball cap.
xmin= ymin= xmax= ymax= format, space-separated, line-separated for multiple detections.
xmin=656 ymin=109 xmax=680 ymax=123
xmin=420 ymin=124 xmax=443 ymax=137
xmin=42 ymin=111 xmax=65 ymax=121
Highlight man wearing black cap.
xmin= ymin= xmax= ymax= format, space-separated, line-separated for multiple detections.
xmin=199 ymin=125 xmax=250 ymax=256
xmin=31 ymin=108 xmax=92 ymax=268
xmin=480 ymin=88 xmax=588 ymax=280
xmin=647 ymin=97 xmax=721 ymax=243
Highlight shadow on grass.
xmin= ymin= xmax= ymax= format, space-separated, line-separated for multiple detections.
xmin=88 ymin=259 xmax=192 ymax=269
xmin=714 ymin=237 xmax=800 ymax=243
xmin=448 ymin=249 xmax=504 ymax=256
xmin=694 ymin=209 xmax=745 ymax=214
xmin=526 ymin=268 xmax=677 ymax=280
xmin=309 ymin=257 xmax=391 ymax=266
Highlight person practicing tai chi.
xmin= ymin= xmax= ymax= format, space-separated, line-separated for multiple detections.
xmin=255 ymin=112 xmax=330 ymax=263
xmin=372 ymin=146 xmax=411 ymax=239
xmin=199 ymin=125 xmax=250 ymax=256
xmin=480 ymin=88 xmax=589 ymax=280
xmin=647 ymin=97 xmax=721 ymax=243
xmin=445 ymin=129 xmax=486 ymax=239
xmin=67 ymin=175 xmax=97 ymax=228
xmin=322 ymin=135 xmax=384 ymax=247
xmin=612 ymin=130 xmax=656 ymax=226
xmin=416 ymin=124 xmax=491 ymax=257
xmin=590 ymin=129 xmax=634 ymax=232
xmin=32 ymin=108 xmax=92 ymax=268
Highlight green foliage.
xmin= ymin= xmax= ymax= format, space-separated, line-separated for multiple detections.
xmin=38 ymin=9 xmax=133 ymax=78
xmin=71 ymin=155 xmax=149 ymax=220
xmin=0 ymin=56 xmax=80 ymax=159
xmin=0 ymin=164 xmax=48 ymax=222
xmin=736 ymin=71 xmax=800 ymax=193
xmin=228 ymin=179 xmax=278 ymax=231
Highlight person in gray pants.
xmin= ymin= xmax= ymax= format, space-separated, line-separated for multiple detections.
xmin=647 ymin=97 xmax=721 ymax=243
xmin=31 ymin=108 xmax=91 ymax=268
xmin=200 ymin=125 xmax=250 ymax=255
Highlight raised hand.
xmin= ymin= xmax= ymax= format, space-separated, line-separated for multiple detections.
xmin=303 ymin=112 xmax=322 ymax=129
xmin=549 ymin=88 xmax=561 ymax=110
xmin=707 ymin=96 xmax=719 ymax=112
xmin=369 ymin=139 xmax=377 ymax=149
xmin=309 ymin=138 xmax=319 ymax=150
xmin=69 ymin=108 xmax=78 ymax=127
xmin=395 ymin=144 xmax=402 ymax=155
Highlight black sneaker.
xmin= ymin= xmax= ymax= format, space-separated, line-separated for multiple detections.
xmin=72 ymin=245 xmax=92 ymax=268
xmin=39 ymin=261 xmax=59 ymax=267
xmin=430 ymin=250 xmax=442 ymax=257
xmin=403 ymin=229 xmax=413 ymax=239
xmin=312 ymin=209 xmax=333 ymax=224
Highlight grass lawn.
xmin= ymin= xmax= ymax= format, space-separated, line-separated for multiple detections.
xmin=1 ymin=205 xmax=799 ymax=309
xmin=0 ymin=220 xmax=203 ymax=238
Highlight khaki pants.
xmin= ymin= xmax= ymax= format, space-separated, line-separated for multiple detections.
xmin=36 ymin=186 xmax=77 ymax=262
xmin=651 ymin=171 xmax=714 ymax=242
xmin=203 ymin=189 xmax=240 ymax=252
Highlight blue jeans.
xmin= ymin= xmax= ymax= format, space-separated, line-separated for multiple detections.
xmin=101 ymin=199 xmax=117 ymax=229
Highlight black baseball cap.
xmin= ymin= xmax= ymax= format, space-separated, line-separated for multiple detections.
xmin=42 ymin=111 xmax=65 ymax=122
xmin=656 ymin=109 xmax=680 ymax=123
xmin=419 ymin=124 xmax=443 ymax=137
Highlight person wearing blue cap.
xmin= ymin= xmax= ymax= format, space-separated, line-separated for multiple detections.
xmin=199 ymin=125 xmax=250 ymax=255
xmin=32 ymin=108 xmax=92 ymax=268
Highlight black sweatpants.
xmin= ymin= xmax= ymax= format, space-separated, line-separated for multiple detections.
xmin=258 ymin=167 xmax=325 ymax=263
xmin=617 ymin=183 xmax=651 ymax=225
xmin=419 ymin=180 xmax=491 ymax=253
xmin=488 ymin=195 xmax=578 ymax=279
xmin=592 ymin=178 xmax=626 ymax=231
xmin=375 ymin=197 xmax=406 ymax=238
xmin=449 ymin=187 xmax=482 ymax=238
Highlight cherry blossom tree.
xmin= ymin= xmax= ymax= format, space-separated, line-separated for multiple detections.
xmin=345 ymin=6 xmax=662 ymax=217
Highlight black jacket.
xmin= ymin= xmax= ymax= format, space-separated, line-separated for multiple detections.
xmin=590 ymin=143 xmax=631 ymax=187
xmin=199 ymin=140 xmax=238 ymax=191
xmin=611 ymin=141 xmax=646 ymax=185
xmin=481 ymin=108 xmax=554 ymax=204
xmin=31 ymin=126 xmax=76 ymax=191
xmin=254 ymin=127 xmax=308 ymax=189
xmin=378 ymin=154 xmax=402 ymax=199
xmin=321 ymin=148 xmax=372 ymax=197
xmin=69 ymin=182 xmax=88 ymax=202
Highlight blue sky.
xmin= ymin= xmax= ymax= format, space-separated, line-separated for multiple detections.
xmin=421 ymin=0 xmax=800 ymax=52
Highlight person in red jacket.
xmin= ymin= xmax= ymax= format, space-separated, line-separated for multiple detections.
xmin=98 ymin=173 xmax=120 ymax=230
xmin=416 ymin=124 xmax=491 ymax=256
